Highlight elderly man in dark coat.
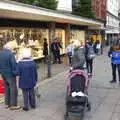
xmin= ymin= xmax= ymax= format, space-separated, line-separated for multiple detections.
xmin=0 ymin=40 xmax=20 ymax=110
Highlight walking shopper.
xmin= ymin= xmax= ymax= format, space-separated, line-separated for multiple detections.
xmin=72 ymin=40 xmax=86 ymax=70
xmin=94 ymin=40 xmax=100 ymax=54
xmin=108 ymin=40 xmax=120 ymax=83
xmin=66 ymin=41 xmax=74 ymax=65
xmin=15 ymin=48 xmax=37 ymax=111
xmin=43 ymin=38 xmax=48 ymax=63
xmin=51 ymin=38 xmax=62 ymax=64
xmin=85 ymin=41 xmax=95 ymax=76
xmin=0 ymin=40 xmax=20 ymax=110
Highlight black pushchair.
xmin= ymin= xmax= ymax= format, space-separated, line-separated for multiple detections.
xmin=65 ymin=69 xmax=91 ymax=120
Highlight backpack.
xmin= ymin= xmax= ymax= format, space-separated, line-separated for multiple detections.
xmin=112 ymin=51 xmax=120 ymax=64
xmin=87 ymin=44 xmax=95 ymax=60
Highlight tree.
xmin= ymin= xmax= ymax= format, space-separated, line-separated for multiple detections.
xmin=72 ymin=0 xmax=95 ymax=19
xmin=23 ymin=0 xmax=58 ymax=10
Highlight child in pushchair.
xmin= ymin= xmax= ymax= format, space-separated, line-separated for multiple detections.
xmin=65 ymin=68 xmax=91 ymax=120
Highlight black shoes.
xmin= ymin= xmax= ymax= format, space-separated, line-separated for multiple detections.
xmin=23 ymin=107 xmax=29 ymax=111
xmin=23 ymin=106 xmax=36 ymax=111
xmin=110 ymin=80 xmax=116 ymax=83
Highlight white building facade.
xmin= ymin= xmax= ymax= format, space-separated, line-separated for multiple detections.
xmin=106 ymin=0 xmax=119 ymax=44
xmin=57 ymin=0 xmax=72 ymax=12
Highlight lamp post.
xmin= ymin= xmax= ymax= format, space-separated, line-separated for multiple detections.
xmin=47 ymin=22 xmax=55 ymax=78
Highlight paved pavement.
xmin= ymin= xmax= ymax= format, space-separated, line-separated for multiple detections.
xmin=0 ymin=56 xmax=69 ymax=99
xmin=1 ymin=48 xmax=120 ymax=120
xmin=37 ymin=55 xmax=69 ymax=81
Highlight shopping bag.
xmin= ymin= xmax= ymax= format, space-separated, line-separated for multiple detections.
xmin=96 ymin=44 xmax=101 ymax=49
xmin=0 ymin=79 xmax=4 ymax=94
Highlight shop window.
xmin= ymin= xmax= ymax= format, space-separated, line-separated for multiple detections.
xmin=55 ymin=29 xmax=65 ymax=54
xmin=0 ymin=28 xmax=49 ymax=61
xmin=70 ymin=30 xmax=85 ymax=45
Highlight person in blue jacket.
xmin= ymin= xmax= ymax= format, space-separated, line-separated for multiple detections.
xmin=108 ymin=40 xmax=120 ymax=83
xmin=16 ymin=48 xmax=37 ymax=111
xmin=0 ymin=40 xmax=21 ymax=110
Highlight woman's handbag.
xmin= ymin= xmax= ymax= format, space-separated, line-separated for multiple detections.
xmin=0 ymin=75 xmax=4 ymax=94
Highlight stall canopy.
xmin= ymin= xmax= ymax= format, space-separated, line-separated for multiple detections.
xmin=0 ymin=0 xmax=104 ymax=29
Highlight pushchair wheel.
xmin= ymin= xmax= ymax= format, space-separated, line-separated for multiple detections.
xmin=87 ymin=103 xmax=91 ymax=111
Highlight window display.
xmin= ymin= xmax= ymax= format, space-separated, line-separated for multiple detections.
xmin=55 ymin=29 xmax=65 ymax=54
xmin=70 ymin=30 xmax=85 ymax=45
xmin=0 ymin=28 xmax=66 ymax=61
xmin=0 ymin=28 xmax=49 ymax=61
xmin=91 ymin=34 xmax=102 ymax=43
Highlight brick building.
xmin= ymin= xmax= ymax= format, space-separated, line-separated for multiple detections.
xmin=92 ymin=0 xmax=107 ymax=22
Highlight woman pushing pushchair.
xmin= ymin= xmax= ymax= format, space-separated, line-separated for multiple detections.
xmin=65 ymin=40 xmax=91 ymax=120
xmin=71 ymin=40 xmax=86 ymax=71
xmin=71 ymin=40 xmax=90 ymax=97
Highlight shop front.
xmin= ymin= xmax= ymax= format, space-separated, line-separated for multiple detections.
xmin=0 ymin=28 xmax=67 ymax=61
xmin=0 ymin=19 xmax=67 ymax=61
xmin=69 ymin=25 xmax=88 ymax=45
xmin=0 ymin=27 xmax=49 ymax=61
xmin=55 ymin=29 xmax=65 ymax=54
xmin=88 ymin=30 xmax=102 ymax=44
xmin=0 ymin=0 xmax=104 ymax=61
xmin=70 ymin=30 xmax=85 ymax=44
xmin=0 ymin=0 xmax=104 ymax=78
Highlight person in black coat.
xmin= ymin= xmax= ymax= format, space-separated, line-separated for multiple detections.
xmin=43 ymin=38 xmax=48 ymax=63
xmin=51 ymin=38 xmax=62 ymax=64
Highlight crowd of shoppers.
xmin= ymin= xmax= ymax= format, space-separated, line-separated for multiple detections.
xmin=0 ymin=35 xmax=103 ymax=112
xmin=66 ymin=39 xmax=96 ymax=77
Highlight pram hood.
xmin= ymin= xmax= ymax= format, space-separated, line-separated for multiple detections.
xmin=67 ymin=69 xmax=89 ymax=96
